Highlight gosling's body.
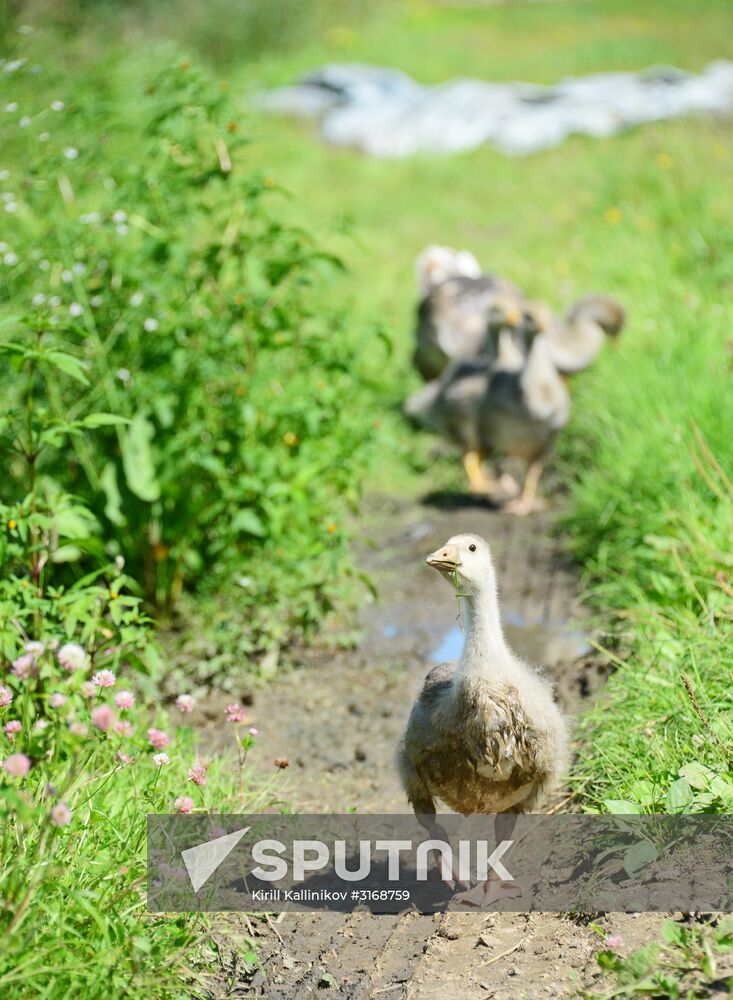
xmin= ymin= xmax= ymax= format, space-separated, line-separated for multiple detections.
xmin=479 ymin=329 xmax=571 ymax=465
xmin=399 ymin=534 xmax=569 ymax=817
xmin=406 ymin=329 xmax=570 ymax=509
xmin=401 ymin=659 xmax=564 ymax=814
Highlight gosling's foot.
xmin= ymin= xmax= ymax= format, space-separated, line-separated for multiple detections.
xmin=467 ymin=472 xmax=520 ymax=501
xmin=463 ymin=451 xmax=518 ymax=501
xmin=496 ymin=473 xmax=520 ymax=498
xmin=504 ymin=494 xmax=548 ymax=517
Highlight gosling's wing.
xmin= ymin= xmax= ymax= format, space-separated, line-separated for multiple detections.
xmin=439 ymin=360 xmax=490 ymax=448
xmin=479 ymin=334 xmax=570 ymax=459
xmin=413 ymin=291 xmax=450 ymax=381
xmin=472 ymin=688 xmax=538 ymax=781
xmin=519 ymin=334 xmax=571 ymax=430
xmin=417 ymin=660 xmax=456 ymax=708
xmin=402 ymin=661 xmax=456 ymax=762
xmin=406 ymin=360 xmax=488 ymax=450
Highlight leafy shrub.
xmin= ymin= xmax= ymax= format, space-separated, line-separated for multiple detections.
xmin=0 ymin=45 xmax=373 ymax=634
xmin=0 ymin=316 xmax=154 ymax=666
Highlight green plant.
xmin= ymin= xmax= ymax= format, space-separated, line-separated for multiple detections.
xmin=0 ymin=684 xmax=246 ymax=998
xmin=0 ymin=315 xmax=154 ymax=668
xmin=564 ymin=402 xmax=733 ymax=813
xmin=0 ymin=495 xmax=268 ymax=998
xmin=586 ymin=918 xmax=733 ymax=999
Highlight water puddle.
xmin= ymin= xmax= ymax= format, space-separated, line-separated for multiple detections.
xmin=378 ymin=610 xmax=591 ymax=666
xmin=431 ymin=624 xmax=465 ymax=662
xmin=504 ymin=619 xmax=592 ymax=666
xmin=428 ymin=615 xmax=591 ymax=666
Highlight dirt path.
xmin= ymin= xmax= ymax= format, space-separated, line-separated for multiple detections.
xmin=201 ymin=492 xmax=664 ymax=999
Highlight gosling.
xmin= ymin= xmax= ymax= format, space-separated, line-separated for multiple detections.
xmin=398 ymin=533 xmax=569 ymax=819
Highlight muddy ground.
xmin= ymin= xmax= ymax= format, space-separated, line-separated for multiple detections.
xmin=198 ymin=491 xmax=672 ymax=999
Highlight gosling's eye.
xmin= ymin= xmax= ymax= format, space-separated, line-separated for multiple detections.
xmin=468 ymin=544 xmax=477 ymax=552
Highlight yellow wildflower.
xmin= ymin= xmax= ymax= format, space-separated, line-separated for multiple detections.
xmin=325 ymin=26 xmax=355 ymax=49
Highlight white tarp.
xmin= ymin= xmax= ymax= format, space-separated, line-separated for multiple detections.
xmin=256 ymin=61 xmax=733 ymax=157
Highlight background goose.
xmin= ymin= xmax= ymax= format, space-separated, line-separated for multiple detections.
xmin=406 ymin=321 xmax=570 ymax=513
xmin=481 ymin=323 xmax=571 ymax=514
xmin=405 ymin=356 xmax=498 ymax=493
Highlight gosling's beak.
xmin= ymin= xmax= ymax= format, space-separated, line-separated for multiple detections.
xmin=505 ymin=305 xmax=522 ymax=327
xmin=426 ymin=544 xmax=460 ymax=572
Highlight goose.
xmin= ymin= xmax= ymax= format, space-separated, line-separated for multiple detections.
xmin=398 ymin=534 xmax=569 ymax=898
xmin=405 ymin=322 xmax=570 ymax=513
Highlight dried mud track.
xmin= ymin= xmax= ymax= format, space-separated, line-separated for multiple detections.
xmin=203 ymin=493 xmax=663 ymax=999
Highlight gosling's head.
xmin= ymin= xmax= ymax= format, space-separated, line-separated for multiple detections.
xmin=566 ymin=294 xmax=626 ymax=338
xmin=426 ymin=533 xmax=495 ymax=594
xmin=486 ymin=294 xmax=523 ymax=333
xmin=522 ymin=300 xmax=555 ymax=336
xmin=485 ymin=296 xmax=545 ymax=368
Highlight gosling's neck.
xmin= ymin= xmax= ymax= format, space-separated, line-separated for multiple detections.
xmin=456 ymin=579 xmax=511 ymax=683
xmin=558 ymin=312 xmax=604 ymax=368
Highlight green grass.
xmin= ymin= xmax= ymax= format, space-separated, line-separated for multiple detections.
xmin=0 ymin=726 xmax=263 ymax=1000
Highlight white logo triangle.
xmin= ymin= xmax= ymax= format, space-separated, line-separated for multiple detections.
xmin=181 ymin=826 xmax=250 ymax=892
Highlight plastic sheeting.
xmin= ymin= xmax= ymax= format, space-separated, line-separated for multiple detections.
xmin=257 ymin=61 xmax=733 ymax=157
